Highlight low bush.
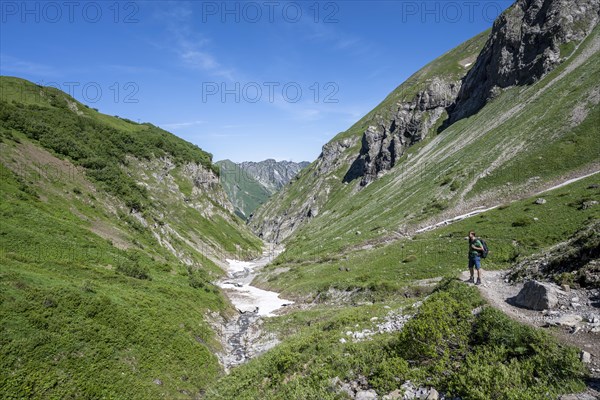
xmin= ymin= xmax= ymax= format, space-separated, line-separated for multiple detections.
xmin=512 ymin=217 xmax=534 ymax=227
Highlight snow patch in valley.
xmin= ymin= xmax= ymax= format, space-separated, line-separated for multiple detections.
xmin=219 ymin=247 xmax=292 ymax=317
xmin=219 ymin=281 xmax=291 ymax=316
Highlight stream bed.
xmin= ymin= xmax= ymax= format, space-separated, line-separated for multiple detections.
xmin=216 ymin=245 xmax=293 ymax=370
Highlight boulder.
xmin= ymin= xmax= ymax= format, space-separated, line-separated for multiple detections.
xmin=383 ymin=389 xmax=403 ymax=399
xmin=515 ymin=280 xmax=558 ymax=310
xmin=555 ymin=314 xmax=583 ymax=327
xmin=425 ymin=388 xmax=439 ymax=400
xmin=356 ymin=389 xmax=378 ymax=400
xmin=580 ymin=350 xmax=592 ymax=363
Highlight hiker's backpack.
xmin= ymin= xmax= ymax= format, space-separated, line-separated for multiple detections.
xmin=478 ymin=238 xmax=489 ymax=258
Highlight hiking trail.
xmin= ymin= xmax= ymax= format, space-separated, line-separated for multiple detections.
xmin=461 ymin=269 xmax=600 ymax=398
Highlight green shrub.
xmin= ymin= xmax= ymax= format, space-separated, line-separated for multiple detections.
xmin=187 ymin=266 xmax=211 ymax=290
xmin=81 ymin=280 xmax=96 ymax=293
xmin=512 ymin=217 xmax=534 ymax=227
xmin=115 ymin=258 xmax=151 ymax=280
xmin=439 ymin=176 xmax=452 ymax=186
xmin=395 ymin=285 xmax=475 ymax=365
xmin=369 ymin=356 xmax=409 ymax=393
xmin=555 ymin=272 xmax=575 ymax=286
xmin=448 ymin=306 xmax=586 ymax=398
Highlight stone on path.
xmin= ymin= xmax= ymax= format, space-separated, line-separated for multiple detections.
xmin=580 ymin=350 xmax=592 ymax=364
xmin=554 ymin=314 xmax=583 ymax=327
xmin=515 ymin=280 xmax=558 ymax=310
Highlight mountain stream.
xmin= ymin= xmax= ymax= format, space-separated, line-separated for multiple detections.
xmin=216 ymin=245 xmax=292 ymax=370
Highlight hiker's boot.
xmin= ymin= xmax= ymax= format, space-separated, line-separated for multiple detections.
xmin=468 ymin=277 xmax=474 ymax=284
xmin=476 ymin=278 xmax=482 ymax=285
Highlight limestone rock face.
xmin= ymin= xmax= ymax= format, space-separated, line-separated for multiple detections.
xmin=239 ymin=159 xmax=310 ymax=194
xmin=344 ymin=78 xmax=461 ymax=186
xmin=449 ymin=0 xmax=600 ymax=123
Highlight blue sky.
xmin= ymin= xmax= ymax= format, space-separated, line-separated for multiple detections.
xmin=1 ymin=1 xmax=512 ymax=162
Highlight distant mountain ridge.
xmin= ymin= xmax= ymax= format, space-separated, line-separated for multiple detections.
xmin=216 ymin=159 xmax=309 ymax=219
xmin=240 ymin=159 xmax=310 ymax=193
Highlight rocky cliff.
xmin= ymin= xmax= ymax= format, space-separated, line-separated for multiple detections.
xmin=344 ymin=78 xmax=461 ymax=186
xmin=448 ymin=0 xmax=600 ymax=123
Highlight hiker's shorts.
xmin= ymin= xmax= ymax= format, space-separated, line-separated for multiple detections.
xmin=468 ymin=255 xmax=481 ymax=270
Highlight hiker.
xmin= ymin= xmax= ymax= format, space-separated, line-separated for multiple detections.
xmin=468 ymin=230 xmax=484 ymax=285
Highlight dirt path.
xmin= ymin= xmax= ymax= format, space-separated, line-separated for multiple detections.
xmin=460 ymin=270 xmax=600 ymax=397
xmin=415 ymin=169 xmax=599 ymax=234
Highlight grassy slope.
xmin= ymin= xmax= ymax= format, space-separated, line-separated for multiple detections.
xmin=253 ymin=24 xmax=600 ymax=266
xmin=0 ymin=77 xmax=262 ymax=398
xmin=215 ymin=159 xmax=272 ymax=219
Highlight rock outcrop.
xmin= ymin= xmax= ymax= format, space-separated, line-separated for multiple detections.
xmin=448 ymin=0 xmax=600 ymax=123
xmin=508 ymin=219 xmax=600 ymax=288
xmin=344 ymin=78 xmax=461 ymax=186
xmin=347 ymin=0 xmax=600 ymax=187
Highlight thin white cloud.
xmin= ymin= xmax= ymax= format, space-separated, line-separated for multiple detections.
xmin=0 ymin=54 xmax=59 ymax=77
xmin=160 ymin=120 xmax=206 ymax=129
xmin=208 ymin=133 xmax=244 ymax=138
xmin=181 ymin=50 xmax=218 ymax=70
xmin=102 ymin=64 xmax=160 ymax=74
xmin=300 ymin=16 xmax=378 ymax=58
xmin=152 ymin=2 xmax=236 ymax=81
xmin=221 ymin=123 xmax=262 ymax=129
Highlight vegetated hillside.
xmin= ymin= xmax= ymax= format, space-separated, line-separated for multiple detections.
xmin=215 ymin=159 xmax=273 ymax=220
xmin=250 ymin=0 xmax=600 ymax=263
xmin=254 ymin=173 xmax=599 ymax=299
xmin=0 ymin=76 xmax=262 ymax=399
xmin=216 ymin=159 xmax=309 ymax=220
xmin=509 ymin=218 xmax=600 ymax=288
